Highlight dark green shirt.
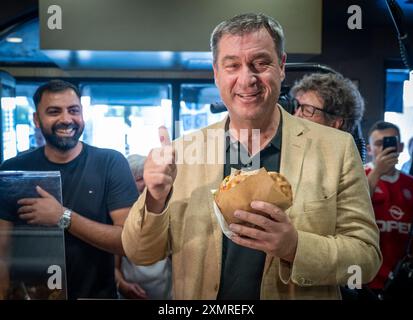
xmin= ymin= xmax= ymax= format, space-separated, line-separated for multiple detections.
xmin=217 ymin=115 xmax=283 ymax=300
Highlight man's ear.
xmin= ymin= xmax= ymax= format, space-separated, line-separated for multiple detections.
xmin=399 ymin=142 xmax=404 ymax=153
xmin=331 ymin=117 xmax=344 ymax=130
xmin=213 ymin=63 xmax=219 ymax=87
xmin=367 ymin=143 xmax=373 ymax=156
xmin=279 ymin=53 xmax=287 ymax=82
xmin=33 ymin=112 xmax=40 ymax=128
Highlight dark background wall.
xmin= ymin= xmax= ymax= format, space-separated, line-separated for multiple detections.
xmin=313 ymin=0 xmax=413 ymax=136
xmin=311 ymin=26 xmax=403 ymax=136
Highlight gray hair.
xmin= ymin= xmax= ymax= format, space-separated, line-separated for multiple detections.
xmin=210 ymin=13 xmax=285 ymax=65
xmin=290 ymin=73 xmax=365 ymax=134
xmin=127 ymin=154 xmax=146 ymax=178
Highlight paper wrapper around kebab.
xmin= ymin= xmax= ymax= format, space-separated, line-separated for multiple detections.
xmin=213 ymin=168 xmax=293 ymax=227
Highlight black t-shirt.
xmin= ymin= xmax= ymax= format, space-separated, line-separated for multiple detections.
xmin=217 ymin=116 xmax=282 ymax=300
xmin=0 ymin=143 xmax=139 ymax=299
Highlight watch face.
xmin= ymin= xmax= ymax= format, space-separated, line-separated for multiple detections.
xmin=59 ymin=216 xmax=69 ymax=228
xmin=58 ymin=210 xmax=71 ymax=229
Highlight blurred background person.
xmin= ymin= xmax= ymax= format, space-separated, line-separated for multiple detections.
xmin=127 ymin=154 xmax=146 ymax=194
xmin=115 ymin=154 xmax=172 ymax=299
xmin=290 ymin=72 xmax=369 ymax=299
xmin=365 ymin=121 xmax=413 ymax=299
xmin=291 ymin=72 xmax=364 ymax=134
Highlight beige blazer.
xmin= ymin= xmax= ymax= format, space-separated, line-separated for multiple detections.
xmin=122 ymin=107 xmax=381 ymax=300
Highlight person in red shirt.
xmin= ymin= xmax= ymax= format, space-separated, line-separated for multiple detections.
xmin=365 ymin=121 xmax=413 ymax=296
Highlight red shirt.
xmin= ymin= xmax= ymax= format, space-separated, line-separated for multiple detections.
xmin=365 ymin=164 xmax=413 ymax=289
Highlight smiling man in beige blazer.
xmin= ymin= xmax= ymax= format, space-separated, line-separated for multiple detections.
xmin=122 ymin=13 xmax=381 ymax=300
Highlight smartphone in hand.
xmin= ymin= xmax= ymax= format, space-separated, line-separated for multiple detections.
xmin=382 ymin=136 xmax=398 ymax=150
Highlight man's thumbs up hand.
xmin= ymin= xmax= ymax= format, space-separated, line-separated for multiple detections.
xmin=144 ymin=126 xmax=177 ymax=213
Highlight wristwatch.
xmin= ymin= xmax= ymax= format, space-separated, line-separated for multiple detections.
xmin=58 ymin=208 xmax=72 ymax=230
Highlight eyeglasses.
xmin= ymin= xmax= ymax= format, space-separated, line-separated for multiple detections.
xmin=294 ymin=100 xmax=338 ymax=118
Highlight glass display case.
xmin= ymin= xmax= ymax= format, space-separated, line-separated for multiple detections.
xmin=0 ymin=171 xmax=67 ymax=300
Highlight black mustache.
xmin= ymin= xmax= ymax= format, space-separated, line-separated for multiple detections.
xmin=52 ymin=123 xmax=79 ymax=131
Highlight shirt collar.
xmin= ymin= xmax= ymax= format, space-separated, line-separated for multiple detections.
xmin=365 ymin=162 xmax=400 ymax=183
xmin=225 ymin=114 xmax=283 ymax=152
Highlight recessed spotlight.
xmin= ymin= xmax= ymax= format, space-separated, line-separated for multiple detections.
xmin=6 ymin=37 xmax=23 ymax=43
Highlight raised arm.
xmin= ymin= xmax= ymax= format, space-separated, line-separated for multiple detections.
xmin=122 ymin=126 xmax=177 ymax=265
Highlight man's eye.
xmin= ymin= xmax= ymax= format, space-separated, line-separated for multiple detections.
xmin=254 ymin=61 xmax=269 ymax=69
xmin=225 ymin=64 xmax=239 ymax=70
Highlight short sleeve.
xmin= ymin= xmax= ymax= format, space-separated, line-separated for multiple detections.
xmin=105 ymin=152 xmax=139 ymax=212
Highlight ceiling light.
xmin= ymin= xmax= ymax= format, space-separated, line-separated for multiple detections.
xmin=6 ymin=37 xmax=23 ymax=43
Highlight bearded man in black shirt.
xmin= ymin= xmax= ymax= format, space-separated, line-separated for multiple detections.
xmin=0 ymin=80 xmax=138 ymax=299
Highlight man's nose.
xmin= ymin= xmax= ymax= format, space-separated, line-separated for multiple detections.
xmin=238 ymin=66 xmax=257 ymax=87
xmin=60 ymin=110 xmax=73 ymax=124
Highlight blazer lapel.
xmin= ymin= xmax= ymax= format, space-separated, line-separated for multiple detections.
xmin=204 ymin=118 xmax=227 ymax=272
xmin=264 ymin=107 xmax=308 ymax=274
xmin=279 ymin=108 xmax=308 ymax=202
